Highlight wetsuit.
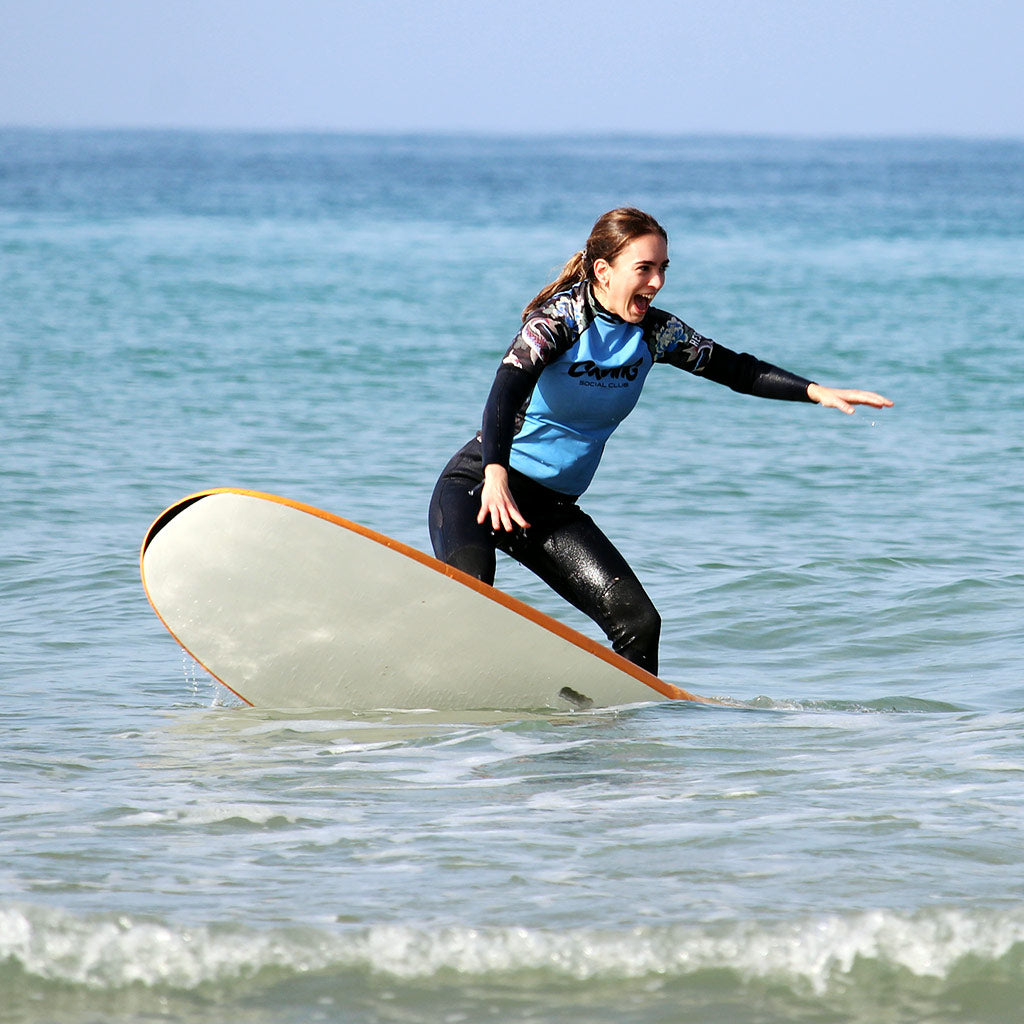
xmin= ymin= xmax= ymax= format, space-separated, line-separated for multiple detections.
xmin=429 ymin=281 xmax=813 ymax=674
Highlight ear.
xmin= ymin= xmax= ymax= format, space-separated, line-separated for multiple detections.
xmin=592 ymin=257 xmax=611 ymax=290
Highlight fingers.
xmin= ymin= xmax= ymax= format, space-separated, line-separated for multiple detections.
xmin=845 ymin=390 xmax=894 ymax=409
xmin=475 ymin=484 xmax=531 ymax=532
xmin=479 ymin=501 xmax=530 ymax=532
xmin=492 ymin=501 xmax=530 ymax=532
xmin=811 ymin=384 xmax=894 ymax=413
xmin=477 ymin=464 xmax=531 ymax=532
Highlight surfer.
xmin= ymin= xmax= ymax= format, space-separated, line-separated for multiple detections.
xmin=428 ymin=207 xmax=892 ymax=676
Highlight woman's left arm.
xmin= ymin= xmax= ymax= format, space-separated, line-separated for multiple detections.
xmin=680 ymin=340 xmax=893 ymax=413
xmin=806 ymin=383 xmax=894 ymax=414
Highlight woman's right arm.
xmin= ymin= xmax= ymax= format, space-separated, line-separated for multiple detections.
xmin=478 ymin=363 xmax=537 ymax=532
xmin=477 ymin=314 xmax=570 ymax=532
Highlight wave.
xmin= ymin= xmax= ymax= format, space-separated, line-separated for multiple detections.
xmin=737 ymin=694 xmax=972 ymax=714
xmin=3 ymin=903 xmax=1023 ymax=1022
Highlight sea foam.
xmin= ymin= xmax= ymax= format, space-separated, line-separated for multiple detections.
xmin=3 ymin=903 xmax=1022 ymax=997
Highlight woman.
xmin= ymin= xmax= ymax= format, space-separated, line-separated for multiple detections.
xmin=429 ymin=208 xmax=892 ymax=676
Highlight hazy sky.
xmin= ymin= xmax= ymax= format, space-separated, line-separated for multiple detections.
xmin=3 ymin=0 xmax=1021 ymax=136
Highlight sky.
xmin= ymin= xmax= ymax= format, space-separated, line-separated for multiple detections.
xmin=2 ymin=0 xmax=1021 ymax=137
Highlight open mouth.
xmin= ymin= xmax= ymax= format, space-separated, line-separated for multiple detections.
xmin=632 ymin=294 xmax=653 ymax=316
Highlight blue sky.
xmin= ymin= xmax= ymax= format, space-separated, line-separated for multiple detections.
xmin=2 ymin=0 xmax=1021 ymax=136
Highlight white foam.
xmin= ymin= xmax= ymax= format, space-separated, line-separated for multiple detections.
xmin=108 ymin=803 xmax=304 ymax=828
xmin=3 ymin=903 xmax=1023 ymax=995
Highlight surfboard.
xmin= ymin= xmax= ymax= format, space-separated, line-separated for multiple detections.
xmin=140 ymin=488 xmax=707 ymax=711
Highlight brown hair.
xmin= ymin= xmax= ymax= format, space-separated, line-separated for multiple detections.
xmin=522 ymin=207 xmax=668 ymax=321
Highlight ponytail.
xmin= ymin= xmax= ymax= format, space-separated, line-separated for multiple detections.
xmin=521 ymin=250 xmax=588 ymax=321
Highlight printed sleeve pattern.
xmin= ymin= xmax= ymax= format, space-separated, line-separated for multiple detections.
xmin=501 ymin=289 xmax=584 ymax=375
xmin=646 ymin=311 xmax=714 ymax=372
xmin=502 ymin=317 xmax=567 ymax=375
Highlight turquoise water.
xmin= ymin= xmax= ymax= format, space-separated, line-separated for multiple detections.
xmin=2 ymin=130 xmax=1024 ymax=1023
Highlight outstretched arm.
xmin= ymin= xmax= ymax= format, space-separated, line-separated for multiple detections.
xmin=688 ymin=344 xmax=893 ymax=414
xmin=806 ymin=383 xmax=894 ymax=415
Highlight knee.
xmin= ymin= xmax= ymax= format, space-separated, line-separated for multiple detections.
xmin=443 ymin=544 xmax=496 ymax=585
xmin=600 ymin=577 xmax=659 ymax=633
xmin=630 ymin=600 xmax=662 ymax=649
xmin=598 ymin=577 xmax=661 ymax=671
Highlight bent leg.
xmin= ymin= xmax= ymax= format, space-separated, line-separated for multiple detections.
xmin=508 ymin=512 xmax=661 ymax=676
xmin=430 ymin=446 xmax=660 ymax=673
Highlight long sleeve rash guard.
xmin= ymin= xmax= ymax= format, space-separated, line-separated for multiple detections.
xmin=480 ymin=281 xmax=813 ymax=496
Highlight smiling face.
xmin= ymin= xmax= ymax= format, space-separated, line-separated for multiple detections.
xmin=591 ymin=233 xmax=669 ymax=323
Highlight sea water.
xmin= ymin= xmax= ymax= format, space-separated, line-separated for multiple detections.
xmin=2 ymin=130 xmax=1023 ymax=1023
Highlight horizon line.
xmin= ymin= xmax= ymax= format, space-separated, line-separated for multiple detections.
xmin=2 ymin=123 xmax=1022 ymax=144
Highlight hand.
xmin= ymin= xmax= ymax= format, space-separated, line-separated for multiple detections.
xmin=806 ymin=383 xmax=894 ymax=415
xmin=477 ymin=464 xmax=531 ymax=532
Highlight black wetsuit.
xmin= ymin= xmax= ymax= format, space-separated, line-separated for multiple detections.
xmin=429 ymin=282 xmax=813 ymax=674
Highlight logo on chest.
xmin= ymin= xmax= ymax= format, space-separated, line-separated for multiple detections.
xmin=567 ymin=357 xmax=644 ymax=387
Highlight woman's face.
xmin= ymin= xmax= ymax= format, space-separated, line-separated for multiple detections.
xmin=592 ymin=233 xmax=669 ymax=323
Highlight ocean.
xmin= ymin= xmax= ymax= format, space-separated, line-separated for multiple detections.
xmin=2 ymin=129 xmax=1023 ymax=1023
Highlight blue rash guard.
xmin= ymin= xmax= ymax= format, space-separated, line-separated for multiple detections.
xmin=480 ymin=281 xmax=814 ymax=496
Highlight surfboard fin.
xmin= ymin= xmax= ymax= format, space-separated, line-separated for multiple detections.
xmin=558 ymin=686 xmax=595 ymax=710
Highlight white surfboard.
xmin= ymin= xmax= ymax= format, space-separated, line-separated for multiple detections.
xmin=140 ymin=489 xmax=707 ymax=711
